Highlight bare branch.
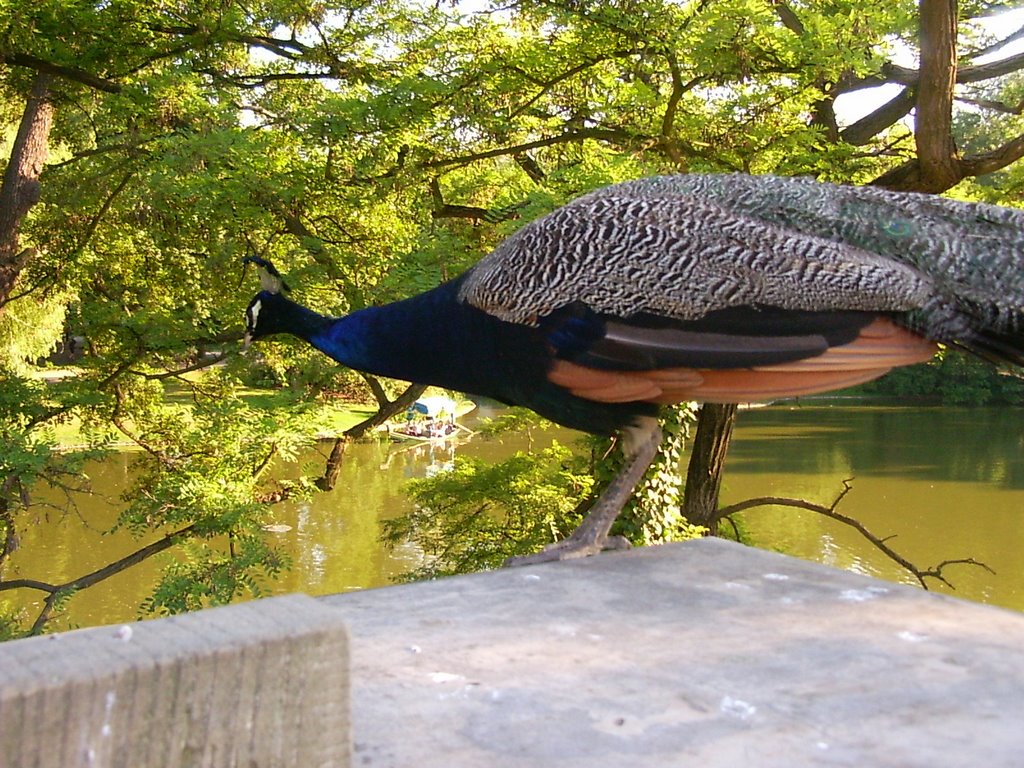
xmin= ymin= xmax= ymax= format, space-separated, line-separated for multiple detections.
xmin=351 ymin=377 xmax=428 ymax=440
xmin=957 ymin=94 xmax=1024 ymax=114
xmin=840 ymin=88 xmax=916 ymax=146
xmin=963 ymin=23 xmax=1024 ymax=59
xmin=958 ymin=50 xmax=1024 ymax=83
xmin=716 ymin=480 xmax=993 ymax=590
xmin=506 ymin=49 xmax=639 ymax=119
xmin=315 ymin=380 xmax=427 ymax=491
xmin=835 ymin=49 xmax=1024 ymax=97
xmin=130 ymin=353 xmax=229 ymax=381
xmin=960 ymin=132 xmax=1024 ymax=175
xmin=0 ymin=523 xmax=197 ymax=635
xmin=419 ymin=127 xmax=636 ymax=172
xmin=770 ymin=0 xmax=806 ymax=35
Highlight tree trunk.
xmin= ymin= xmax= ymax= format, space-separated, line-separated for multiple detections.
xmin=317 ymin=437 xmax=350 ymax=492
xmin=315 ymin=381 xmax=427 ymax=491
xmin=872 ymin=0 xmax=961 ymax=191
xmin=914 ymin=0 xmax=960 ymax=192
xmin=0 ymin=73 xmax=53 ymax=314
xmin=682 ymin=403 xmax=738 ymax=534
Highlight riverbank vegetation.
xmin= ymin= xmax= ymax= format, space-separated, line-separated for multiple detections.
xmin=3 ymin=0 xmax=1024 ymax=636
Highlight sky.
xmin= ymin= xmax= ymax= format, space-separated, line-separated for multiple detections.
xmin=835 ymin=6 xmax=1024 ymax=125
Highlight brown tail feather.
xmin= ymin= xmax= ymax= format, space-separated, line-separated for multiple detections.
xmin=548 ymin=318 xmax=938 ymax=404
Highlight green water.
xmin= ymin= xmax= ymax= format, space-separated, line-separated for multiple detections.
xmin=723 ymin=405 xmax=1024 ymax=608
xmin=4 ymin=404 xmax=1022 ymax=632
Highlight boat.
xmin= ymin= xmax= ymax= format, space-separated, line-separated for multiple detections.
xmin=387 ymin=396 xmax=474 ymax=442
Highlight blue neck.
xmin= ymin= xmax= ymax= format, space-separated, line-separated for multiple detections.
xmin=296 ymin=279 xmax=655 ymax=435
xmin=306 ymin=280 xmax=515 ymax=395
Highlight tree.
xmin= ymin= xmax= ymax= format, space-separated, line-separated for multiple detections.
xmin=2 ymin=0 xmax=1023 ymax=632
xmin=687 ymin=0 xmax=1024 ymax=533
xmin=0 ymin=0 xmax=383 ymax=635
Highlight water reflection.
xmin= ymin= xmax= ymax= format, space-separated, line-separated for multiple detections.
xmin=3 ymin=404 xmax=1022 ymax=632
xmin=725 ymin=405 xmax=1024 ymax=611
xmin=728 ymin=405 xmax=1024 ymax=488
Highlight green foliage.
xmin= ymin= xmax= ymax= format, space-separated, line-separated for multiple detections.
xmin=2 ymin=0 xmax=1023 ymax=631
xmin=141 ymin=534 xmax=288 ymax=616
xmin=383 ymin=440 xmax=594 ymax=578
xmin=382 ymin=405 xmax=703 ymax=579
xmin=0 ymin=609 xmax=24 ymax=642
xmin=607 ymin=404 xmax=707 ymax=544
xmin=0 ymin=370 xmax=104 ymax=529
xmin=0 ymin=289 xmax=70 ymax=371
xmin=108 ymin=371 xmax=317 ymax=539
xmin=859 ymin=350 xmax=1024 ymax=405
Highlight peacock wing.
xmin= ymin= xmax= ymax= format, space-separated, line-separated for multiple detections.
xmin=582 ymin=174 xmax=1024 ymax=344
xmin=458 ymin=178 xmax=936 ymax=329
xmin=457 ymin=175 xmax=954 ymax=403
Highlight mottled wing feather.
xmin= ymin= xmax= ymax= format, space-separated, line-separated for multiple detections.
xmin=458 ymin=173 xmax=1021 ymax=407
xmin=595 ymin=174 xmax=1024 ymax=336
xmin=460 ymin=182 xmax=934 ymax=327
xmin=459 ymin=173 xmax=1024 ymax=346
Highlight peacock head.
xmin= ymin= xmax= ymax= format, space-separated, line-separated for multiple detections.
xmin=242 ymin=257 xmax=291 ymax=347
xmin=244 ymin=291 xmax=284 ymax=346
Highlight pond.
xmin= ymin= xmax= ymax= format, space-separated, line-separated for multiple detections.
xmin=4 ymin=403 xmax=1022 ymax=632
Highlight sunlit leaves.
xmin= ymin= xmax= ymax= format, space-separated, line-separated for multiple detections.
xmin=383 ymin=404 xmax=703 ymax=579
xmin=3 ymin=0 xmax=1024 ymax=631
xmin=383 ymin=440 xmax=594 ymax=577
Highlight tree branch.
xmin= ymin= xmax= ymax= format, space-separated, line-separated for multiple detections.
xmin=770 ymin=0 xmax=806 ymax=35
xmin=717 ymin=480 xmax=994 ymax=590
xmin=0 ymin=523 xmax=197 ymax=635
xmin=418 ymin=127 xmax=636 ymax=173
xmin=959 ymin=132 xmax=1024 ymax=175
xmin=840 ymin=88 xmax=917 ymax=145
xmin=130 ymin=353 xmax=229 ymax=381
xmin=315 ymin=380 xmax=428 ymax=491
xmin=963 ymin=22 xmax=1024 ymax=60
xmin=2 ymin=53 xmax=122 ymax=93
xmin=837 ymin=49 xmax=1024 ymax=95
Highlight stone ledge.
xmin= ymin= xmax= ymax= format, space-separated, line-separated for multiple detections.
xmin=0 ymin=594 xmax=350 ymax=768
xmin=5 ymin=537 xmax=1022 ymax=767
xmin=325 ymin=538 xmax=1024 ymax=767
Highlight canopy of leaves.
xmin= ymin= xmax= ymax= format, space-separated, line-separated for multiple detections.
xmin=2 ymin=0 xmax=1023 ymax=632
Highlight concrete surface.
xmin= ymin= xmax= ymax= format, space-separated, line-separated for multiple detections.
xmin=0 ymin=594 xmax=350 ymax=768
xmin=325 ymin=538 xmax=1024 ymax=767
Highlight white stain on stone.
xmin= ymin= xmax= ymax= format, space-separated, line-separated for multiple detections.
xmin=720 ymin=696 xmax=757 ymax=721
xmin=897 ymin=630 xmax=929 ymax=643
xmin=429 ymin=672 xmax=465 ymax=684
xmin=839 ymin=586 xmax=889 ymax=602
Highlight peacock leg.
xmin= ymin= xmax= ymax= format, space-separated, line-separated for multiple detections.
xmin=505 ymin=417 xmax=662 ymax=566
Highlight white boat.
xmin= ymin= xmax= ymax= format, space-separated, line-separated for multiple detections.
xmin=389 ymin=396 xmax=472 ymax=442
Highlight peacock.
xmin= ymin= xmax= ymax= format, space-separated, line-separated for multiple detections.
xmin=242 ymin=173 xmax=1024 ymax=564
